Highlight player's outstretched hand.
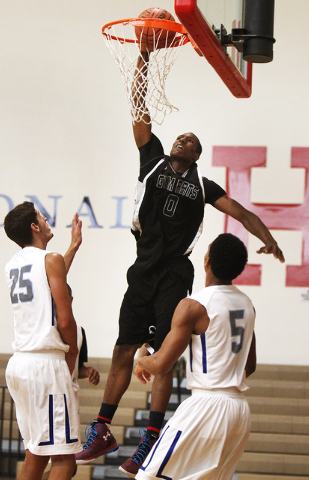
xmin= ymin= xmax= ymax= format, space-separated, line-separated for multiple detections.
xmin=64 ymin=213 xmax=83 ymax=273
xmin=71 ymin=213 xmax=82 ymax=250
xmin=135 ymin=363 xmax=152 ymax=384
xmin=257 ymin=241 xmax=285 ymax=263
xmin=64 ymin=213 xmax=82 ymax=273
xmin=87 ymin=367 xmax=100 ymax=386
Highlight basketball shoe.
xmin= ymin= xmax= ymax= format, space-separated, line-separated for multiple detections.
xmin=76 ymin=420 xmax=119 ymax=464
xmin=119 ymin=429 xmax=158 ymax=478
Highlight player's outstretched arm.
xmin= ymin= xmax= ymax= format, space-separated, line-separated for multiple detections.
xmin=136 ymin=299 xmax=209 ymax=383
xmin=132 ymin=51 xmax=152 ymax=148
xmin=213 ymin=195 xmax=285 ymax=262
xmin=45 ymin=253 xmax=78 ymax=374
xmin=63 ymin=213 xmax=82 ymax=273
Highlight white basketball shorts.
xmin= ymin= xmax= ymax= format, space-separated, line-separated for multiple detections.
xmin=136 ymin=388 xmax=251 ymax=480
xmin=5 ymin=351 xmax=82 ymax=456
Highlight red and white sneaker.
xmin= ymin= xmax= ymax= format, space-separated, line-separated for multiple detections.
xmin=119 ymin=429 xmax=158 ymax=478
xmin=76 ymin=421 xmax=119 ymax=464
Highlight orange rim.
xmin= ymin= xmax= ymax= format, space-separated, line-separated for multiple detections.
xmin=102 ymin=18 xmax=190 ymax=46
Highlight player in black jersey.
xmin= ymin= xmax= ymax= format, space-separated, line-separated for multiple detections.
xmin=76 ymin=51 xmax=285 ymax=475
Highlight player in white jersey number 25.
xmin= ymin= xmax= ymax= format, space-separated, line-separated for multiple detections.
xmin=4 ymin=202 xmax=83 ymax=480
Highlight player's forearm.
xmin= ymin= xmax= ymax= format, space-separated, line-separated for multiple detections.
xmin=58 ymin=316 xmax=78 ymax=355
xmin=61 ymin=320 xmax=78 ymax=375
xmin=138 ymin=352 xmax=173 ymax=376
xmin=241 ymin=210 xmax=276 ymax=245
xmin=63 ymin=244 xmax=79 ymax=274
xmin=216 ymin=197 xmax=277 ymax=247
xmin=240 ymin=210 xmax=285 ymax=261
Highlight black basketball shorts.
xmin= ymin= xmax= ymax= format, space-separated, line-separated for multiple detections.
xmin=116 ymin=261 xmax=194 ymax=351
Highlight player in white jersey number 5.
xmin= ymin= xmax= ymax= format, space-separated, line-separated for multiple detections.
xmin=4 ymin=201 xmax=83 ymax=480
xmin=135 ymin=233 xmax=256 ymax=480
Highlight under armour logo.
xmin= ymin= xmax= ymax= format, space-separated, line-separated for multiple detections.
xmin=102 ymin=432 xmax=111 ymax=441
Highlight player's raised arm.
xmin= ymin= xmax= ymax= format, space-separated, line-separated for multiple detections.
xmin=63 ymin=213 xmax=82 ymax=273
xmin=132 ymin=51 xmax=152 ymax=148
xmin=213 ymin=195 xmax=285 ymax=262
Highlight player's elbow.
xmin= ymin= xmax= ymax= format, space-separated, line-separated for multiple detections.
xmin=58 ymin=315 xmax=75 ymax=331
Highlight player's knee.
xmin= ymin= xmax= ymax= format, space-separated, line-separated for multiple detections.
xmin=51 ymin=453 xmax=76 ymax=472
xmin=113 ymin=343 xmax=139 ymax=363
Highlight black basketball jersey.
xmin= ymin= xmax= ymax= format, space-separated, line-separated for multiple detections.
xmin=131 ymin=134 xmax=226 ymax=273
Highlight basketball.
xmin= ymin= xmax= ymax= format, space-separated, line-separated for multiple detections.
xmin=135 ymin=7 xmax=176 ymax=51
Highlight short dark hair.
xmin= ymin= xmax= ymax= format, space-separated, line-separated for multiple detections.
xmin=4 ymin=202 xmax=38 ymax=248
xmin=195 ymin=136 xmax=202 ymax=155
xmin=209 ymin=233 xmax=248 ymax=281
xmin=190 ymin=133 xmax=202 ymax=155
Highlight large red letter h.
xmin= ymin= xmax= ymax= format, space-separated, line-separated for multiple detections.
xmin=213 ymin=147 xmax=309 ymax=287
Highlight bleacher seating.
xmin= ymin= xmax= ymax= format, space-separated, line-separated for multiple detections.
xmin=0 ymin=355 xmax=308 ymax=479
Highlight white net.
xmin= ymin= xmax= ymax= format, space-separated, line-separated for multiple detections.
xmin=103 ymin=20 xmax=189 ymax=125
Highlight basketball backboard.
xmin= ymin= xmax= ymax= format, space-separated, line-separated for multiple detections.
xmin=175 ymin=0 xmax=253 ymax=98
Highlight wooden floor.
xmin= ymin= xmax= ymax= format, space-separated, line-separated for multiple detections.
xmin=0 ymin=355 xmax=308 ymax=479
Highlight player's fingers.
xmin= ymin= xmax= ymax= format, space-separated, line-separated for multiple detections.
xmin=137 ymin=372 xmax=147 ymax=384
xmin=135 ymin=364 xmax=148 ymax=384
xmin=72 ymin=212 xmax=78 ymax=225
xmin=92 ymin=372 xmax=100 ymax=385
xmin=88 ymin=375 xmax=98 ymax=385
xmin=91 ymin=370 xmax=100 ymax=382
xmin=277 ymin=247 xmax=285 ymax=262
xmin=87 ymin=368 xmax=95 ymax=381
xmin=90 ymin=377 xmax=99 ymax=386
xmin=257 ymin=245 xmax=285 ymax=262
xmin=72 ymin=213 xmax=82 ymax=230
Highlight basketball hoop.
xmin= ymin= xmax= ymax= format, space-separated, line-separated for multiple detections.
xmin=102 ymin=18 xmax=191 ymax=125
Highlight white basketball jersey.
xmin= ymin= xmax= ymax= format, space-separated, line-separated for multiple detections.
xmin=5 ymin=247 xmax=69 ymax=353
xmin=186 ymin=284 xmax=255 ymax=392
